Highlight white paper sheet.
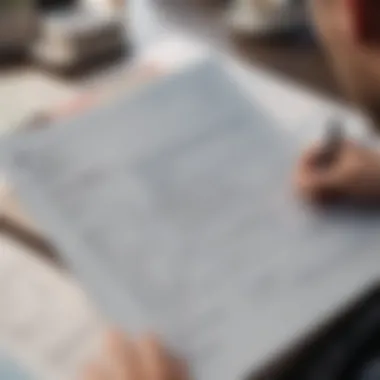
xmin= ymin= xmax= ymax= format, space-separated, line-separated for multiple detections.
xmin=2 ymin=60 xmax=380 ymax=380
xmin=0 ymin=234 xmax=103 ymax=380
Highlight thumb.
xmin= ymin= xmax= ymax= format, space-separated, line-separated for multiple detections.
xmin=297 ymin=150 xmax=345 ymax=200
xmin=302 ymin=168 xmax=345 ymax=203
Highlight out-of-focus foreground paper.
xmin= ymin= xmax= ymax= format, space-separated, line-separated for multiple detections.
xmin=0 ymin=234 xmax=103 ymax=380
xmin=2 ymin=60 xmax=380 ymax=380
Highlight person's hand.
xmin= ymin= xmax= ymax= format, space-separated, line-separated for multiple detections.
xmin=295 ymin=141 xmax=380 ymax=204
xmin=81 ymin=330 xmax=188 ymax=380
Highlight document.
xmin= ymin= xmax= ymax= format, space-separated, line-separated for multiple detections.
xmin=2 ymin=60 xmax=380 ymax=380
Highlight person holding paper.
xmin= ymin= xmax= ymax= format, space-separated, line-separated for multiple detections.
xmin=296 ymin=0 xmax=380 ymax=204
xmin=296 ymin=140 xmax=380 ymax=203
xmin=82 ymin=1 xmax=380 ymax=379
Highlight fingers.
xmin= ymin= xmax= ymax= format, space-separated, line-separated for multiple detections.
xmin=80 ymin=330 xmax=187 ymax=380
xmin=135 ymin=335 xmax=173 ymax=380
xmin=135 ymin=335 xmax=188 ymax=380
xmin=297 ymin=140 xmax=355 ymax=170
xmin=296 ymin=146 xmax=332 ymax=200
xmin=296 ymin=169 xmax=338 ymax=203
xmin=82 ymin=364 xmax=108 ymax=380
xmin=298 ymin=143 xmax=325 ymax=168
xmin=295 ymin=142 xmax=354 ymax=203
xmin=104 ymin=330 xmax=141 ymax=380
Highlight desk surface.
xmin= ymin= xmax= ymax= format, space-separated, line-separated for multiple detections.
xmin=150 ymin=0 xmax=341 ymax=98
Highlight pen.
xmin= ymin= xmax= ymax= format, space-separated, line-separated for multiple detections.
xmin=316 ymin=120 xmax=344 ymax=169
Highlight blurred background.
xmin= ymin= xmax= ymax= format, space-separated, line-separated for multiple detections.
xmin=0 ymin=0 xmax=341 ymax=134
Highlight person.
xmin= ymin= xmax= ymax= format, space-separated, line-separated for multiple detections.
xmin=82 ymin=0 xmax=380 ymax=378
xmin=297 ymin=0 xmax=380 ymax=204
